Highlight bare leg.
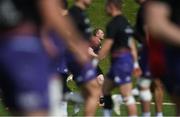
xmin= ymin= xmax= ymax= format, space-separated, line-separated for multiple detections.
xmin=97 ymin=74 xmax=105 ymax=106
xmin=152 ymin=79 xmax=164 ymax=116
xmin=138 ymin=78 xmax=152 ymax=116
xmin=81 ymin=79 xmax=101 ymax=116
xmin=120 ymin=83 xmax=137 ymax=116
xmin=103 ymin=78 xmax=114 ymax=117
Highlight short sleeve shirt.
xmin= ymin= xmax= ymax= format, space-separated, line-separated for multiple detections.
xmin=69 ymin=5 xmax=93 ymax=41
xmin=106 ymin=15 xmax=134 ymax=52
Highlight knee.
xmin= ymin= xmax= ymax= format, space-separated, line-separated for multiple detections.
xmin=86 ymin=79 xmax=101 ymax=96
xmin=123 ymin=96 xmax=136 ymax=106
xmin=97 ymin=74 xmax=104 ymax=85
xmin=138 ymin=78 xmax=151 ymax=89
xmin=139 ymin=90 xmax=152 ymax=101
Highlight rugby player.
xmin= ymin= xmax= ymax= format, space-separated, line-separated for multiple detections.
xmin=135 ymin=0 xmax=164 ymax=116
xmin=89 ymin=28 xmax=105 ymax=106
xmin=0 ymin=0 xmax=92 ymax=115
xmin=146 ymin=0 xmax=180 ymax=115
xmin=67 ymin=0 xmax=101 ymax=116
xmin=98 ymin=0 xmax=141 ymax=116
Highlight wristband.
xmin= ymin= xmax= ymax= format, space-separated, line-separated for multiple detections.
xmin=92 ymin=58 xmax=99 ymax=67
xmin=134 ymin=61 xmax=140 ymax=69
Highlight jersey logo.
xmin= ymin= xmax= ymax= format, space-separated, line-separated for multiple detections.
xmin=115 ymin=76 xmax=121 ymax=83
xmin=85 ymin=27 xmax=93 ymax=33
xmin=0 ymin=0 xmax=22 ymax=28
xmin=84 ymin=18 xmax=90 ymax=24
xmin=125 ymin=26 xmax=134 ymax=34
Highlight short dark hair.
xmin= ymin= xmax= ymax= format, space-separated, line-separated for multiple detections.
xmin=93 ymin=28 xmax=102 ymax=36
xmin=106 ymin=0 xmax=123 ymax=9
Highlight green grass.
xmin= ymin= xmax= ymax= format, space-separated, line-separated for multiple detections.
xmin=66 ymin=0 xmax=175 ymax=116
xmin=67 ymin=103 xmax=176 ymax=116
xmin=0 ymin=0 xmax=175 ymax=116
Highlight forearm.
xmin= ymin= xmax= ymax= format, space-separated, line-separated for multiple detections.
xmin=41 ymin=2 xmax=86 ymax=47
xmin=129 ymin=39 xmax=138 ymax=62
xmin=88 ymin=47 xmax=98 ymax=57
xmin=40 ymin=0 xmax=90 ymax=63
xmin=148 ymin=19 xmax=180 ymax=45
xmin=146 ymin=1 xmax=180 ymax=46
xmin=98 ymin=49 xmax=108 ymax=60
xmin=98 ymin=39 xmax=113 ymax=60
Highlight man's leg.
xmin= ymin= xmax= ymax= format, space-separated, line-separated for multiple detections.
xmin=138 ymin=78 xmax=152 ymax=117
xmin=81 ymin=78 xmax=101 ymax=116
xmin=120 ymin=83 xmax=137 ymax=116
xmin=96 ymin=74 xmax=105 ymax=106
xmin=151 ymin=79 xmax=164 ymax=117
xmin=102 ymin=78 xmax=114 ymax=117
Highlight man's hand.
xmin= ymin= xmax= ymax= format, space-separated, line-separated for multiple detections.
xmin=132 ymin=62 xmax=142 ymax=78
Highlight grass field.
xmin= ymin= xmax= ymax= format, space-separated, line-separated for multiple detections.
xmin=66 ymin=0 xmax=176 ymax=116
xmin=0 ymin=0 xmax=176 ymax=116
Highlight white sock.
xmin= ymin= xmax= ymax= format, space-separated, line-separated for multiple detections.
xmin=103 ymin=109 xmax=112 ymax=117
xmin=156 ymin=112 xmax=163 ymax=117
xmin=49 ymin=76 xmax=63 ymax=116
xmin=112 ymin=94 xmax=123 ymax=104
xmin=60 ymin=101 xmax=68 ymax=116
xmin=142 ymin=112 xmax=151 ymax=117
xmin=74 ymin=103 xmax=80 ymax=114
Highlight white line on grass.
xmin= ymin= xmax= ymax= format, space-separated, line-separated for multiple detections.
xmin=136 ymin=102 xmax=175 ymax=106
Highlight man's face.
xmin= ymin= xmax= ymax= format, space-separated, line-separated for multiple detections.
xmin=96 ymin=29 xmax=104 ymax=40
xmin=82 ymin=0 xmax=92 ymax=8
xmin=105 ymin=4 xmax=112 ymax=16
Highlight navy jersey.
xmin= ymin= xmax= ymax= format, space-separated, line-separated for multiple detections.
xmin=106 ymin=15 xmax=134 ymax=52
xmin=69 ymin=5 xmax=93 ymax=41
xmin=0 ymin=0 xmax=41 ymax=29
xmin=135 ymin=3 xmax=146 ymax=43
xmin=92 ymin=43 xmax=101 ymax=54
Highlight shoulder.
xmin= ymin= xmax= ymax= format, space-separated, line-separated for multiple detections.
xmin=118 ymin=16 xmax=130 ymax=26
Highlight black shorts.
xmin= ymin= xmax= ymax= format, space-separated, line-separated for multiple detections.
xmin=96 ymin=66 xmax=103 ymax=75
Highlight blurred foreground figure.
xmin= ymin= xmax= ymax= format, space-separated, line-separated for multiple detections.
xmin=0 ymin=0 xmax=91 ymax=116
xmin=135 ymin=0 xmax=164 ymax=116
xmin=67 ymin=0 xmax=101 ymax=116
xmin=146 ymin=0 xmax=180 ymax=116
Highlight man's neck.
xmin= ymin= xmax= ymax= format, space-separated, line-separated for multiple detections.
xmin=111 ymin=10 xmax=122 ymax=17
xmin=75 ymin=2 xmax=86 ymax=10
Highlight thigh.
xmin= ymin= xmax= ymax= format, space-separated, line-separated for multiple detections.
xmin=0 ymin=37 xmax=51 ymax=112
xmin=119 ymin=83 xmax=133 ymax=97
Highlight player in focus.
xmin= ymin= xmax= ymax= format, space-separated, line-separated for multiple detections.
xmin=98 ymin=0 xmax=141 ymax=116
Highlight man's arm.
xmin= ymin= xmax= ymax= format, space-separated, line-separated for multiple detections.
xmin=128 ymin=37 xmax=142 ymax=78
xmin=88 ymin=47 xmax=98 ymax=57
xmin=98 ymin=39 xmax=113 ymax=60
xmin=146 ymin=1 xmax=180 ymax=45
xmin=129 ymin=38 xmax=139 ymax=63
xmin=39 ymin=0 xmax=90 ymax=64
